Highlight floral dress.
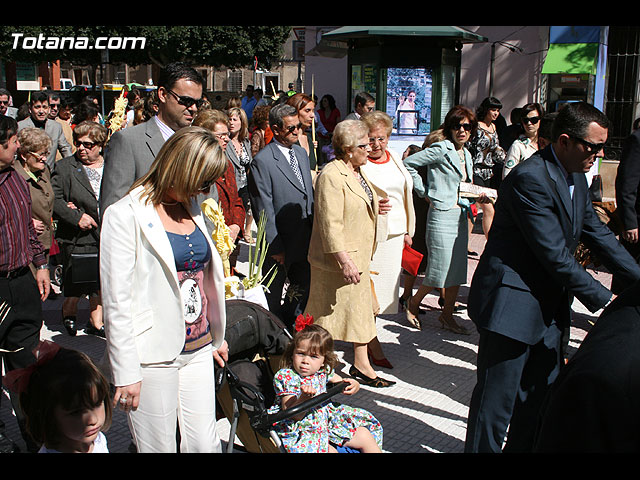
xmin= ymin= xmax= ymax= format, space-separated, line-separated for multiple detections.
xmin=467 ymin=126 xmax=506 ymax=185
xmin=268 ymin=367 xmax=383 ymax=453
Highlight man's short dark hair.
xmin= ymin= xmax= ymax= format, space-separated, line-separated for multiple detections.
xmin=157 ymin=62 xmax=204 ymax=91
xmin=552 ymin=101 xmax=611 ymax=142
xmin=29 ymin=91 xmax=49 ymax=105
xmin=0 ymin=115 xmax=19 ymax=144
xmin=354 ymin=92 xmax=375 ymax=108
xmin=47 ymin=91 xmax=60 ymax=102
xmin=0 ymin=88 xmax=11 ymax=98
xmin=538 ymin=112 xmax=558 ymax=141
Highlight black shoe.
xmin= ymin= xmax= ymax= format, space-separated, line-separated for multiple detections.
xmin=349 ymin=366 xmax=396 ymax=388
xmin=85 ymin=324 xmax=105 ymax=338
xmin=0 ymin=432 xmax=20 ymax=453
xmin=63 ymin=316 xmax=77 ymax=336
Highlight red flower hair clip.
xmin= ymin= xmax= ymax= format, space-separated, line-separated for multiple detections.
xmin=295 ymin=313 xmax=314 ymax=332
xmin=2 ymin=340 xmax=61 ymax=393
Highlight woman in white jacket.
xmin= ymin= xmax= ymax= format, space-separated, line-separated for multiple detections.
xmin=100 ymin=126 xmax=229 ymax=453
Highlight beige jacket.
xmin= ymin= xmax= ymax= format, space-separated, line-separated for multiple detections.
xmin=308 ymin=159 xmax=378 ymax=273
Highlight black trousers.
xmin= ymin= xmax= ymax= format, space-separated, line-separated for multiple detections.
xmin=464 ymin=325 xmax=563 ymax=453
xmin=262 ymin=256 xmax=310 ymax=333
xmin=0 ymin=268 xmax=43 ymax=451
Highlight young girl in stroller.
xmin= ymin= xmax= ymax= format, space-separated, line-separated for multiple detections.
xmin=268 ymin=319 xmax=383 ymax=453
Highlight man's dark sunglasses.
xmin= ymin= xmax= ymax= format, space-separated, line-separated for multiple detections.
xmin=569 ymin=135 xmax=606 ymax=154
xmin=166 ymin=88 xmax=205 ymax=109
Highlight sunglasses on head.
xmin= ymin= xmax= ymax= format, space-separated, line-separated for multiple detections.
xmin=166 ymin=88 xmax=205 ymax=109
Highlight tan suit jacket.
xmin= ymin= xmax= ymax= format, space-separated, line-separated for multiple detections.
xmin=308 ymin=159 xmax=378 ymax=273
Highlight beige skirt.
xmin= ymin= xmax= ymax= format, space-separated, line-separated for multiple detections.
xmin=304 ymin=266 xmax=377 ymax=344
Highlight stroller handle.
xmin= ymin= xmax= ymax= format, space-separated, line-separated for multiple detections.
xmin=251 ymin=381 xmax=348 ymax=432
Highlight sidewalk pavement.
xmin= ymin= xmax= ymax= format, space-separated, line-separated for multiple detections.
xmin=1 ymin=230 xmax=609 ymax=453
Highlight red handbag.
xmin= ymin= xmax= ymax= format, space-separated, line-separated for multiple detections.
xmin=401 ymin=244 xmax=423 ymax=277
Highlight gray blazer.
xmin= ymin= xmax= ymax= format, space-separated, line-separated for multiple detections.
xmin=99 ymin=118 xmax=165 ymax=219
xmin=51 ymin=154 xmax=101 ymax=246
xmin=18 ymin=117 xmax=73 ymax=170
xmin=248 ymin=141 xmax=314 ymax=266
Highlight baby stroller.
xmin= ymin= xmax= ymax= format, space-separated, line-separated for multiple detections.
xmin=215 ymin=299 xmax=349 ymax=453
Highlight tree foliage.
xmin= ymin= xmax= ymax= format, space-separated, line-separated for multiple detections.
xmin=1 ymin=25 xmax=292 ymax=70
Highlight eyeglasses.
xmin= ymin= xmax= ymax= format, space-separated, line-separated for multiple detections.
xmin=28 ymin=150 xmax=50 ymax=159
xmin=452 ymin=123 xmax=472 ymax=132
xmin=199 ymin=178 xmax=215 ymax=192
xmin=368 ymin=137 xmax=387 ymax=144
xmin=569 ymin=135 xmax=606 ymax=154
xmin=166 ymin=88 xmax=205 ymax=109
xmin=75 ymin=140 xmax=99 ymax=149
xmin=285 ymin=124 xmax=302 ymax=134
xmin=356 ymin=144 xmax=370 ymax=150
xmin=0 ymin=100 xmax=9 ymax=105
xmin=522 ymin=116 xmax=540 ymax=125
xmin=213 ymin=132 xmax=230 ymax=140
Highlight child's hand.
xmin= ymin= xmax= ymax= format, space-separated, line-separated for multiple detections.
xmin=341 ymin=377 xmax=360 ymax=395
xmin=300 ymin=383 xmax=317 ymax=399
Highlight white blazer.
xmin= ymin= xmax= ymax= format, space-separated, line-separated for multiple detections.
xmin=100 ymin=186 xmax=226 ymax=387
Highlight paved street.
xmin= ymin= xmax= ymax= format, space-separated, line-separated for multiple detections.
xmin=0 ymin=228 xmax=609 ymax=453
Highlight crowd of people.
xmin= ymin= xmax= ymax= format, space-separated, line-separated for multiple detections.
xmin=2 ymin=61 xmax=640 ymax=454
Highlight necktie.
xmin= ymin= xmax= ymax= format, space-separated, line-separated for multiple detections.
xmin=288 ymin=148 xmax=305 ymax=187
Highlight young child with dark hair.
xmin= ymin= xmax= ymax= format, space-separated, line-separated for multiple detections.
xmin=3 ymin=341 xmax=112 ymax=453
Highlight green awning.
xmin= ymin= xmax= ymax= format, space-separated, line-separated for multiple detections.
xmin=541 ymin=42 xmax=599 ymax=75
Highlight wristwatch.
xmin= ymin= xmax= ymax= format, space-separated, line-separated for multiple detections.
xmin=36 ymin=264 xmax=49 ymax=270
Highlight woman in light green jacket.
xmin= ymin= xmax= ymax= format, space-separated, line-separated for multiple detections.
xmin=403 ymin=105 xmax=486 ymax=334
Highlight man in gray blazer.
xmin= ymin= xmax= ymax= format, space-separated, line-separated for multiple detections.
xmin=17 ymin=91 xmax=72 ymax=170
xmin=248 ymin=103 xmax=314 ymax=331
xmin=99 ymin=62 xmax=205 ymax=217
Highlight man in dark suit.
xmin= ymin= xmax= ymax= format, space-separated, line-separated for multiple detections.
xmin=612 ymin=127 xmax=640 ymax=291
xmin=99 ymin=62 xmax=205 ymax=217
xmin=464 ymin=102 xmax=640 ymax=453
xmin=248 ymin=103 xmax=314 ymax=331
xmin=533 ymin=279 xmax=640 ymax=452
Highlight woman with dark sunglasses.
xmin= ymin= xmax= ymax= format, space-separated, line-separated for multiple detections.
xmin=503 ymin=103 xmax=545 ymax=179
xmin=402 ymin=105 xmax=488 ymax=335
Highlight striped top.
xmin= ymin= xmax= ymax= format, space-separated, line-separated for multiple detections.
xmin=0 ymin=165 xmax=46 ymax=271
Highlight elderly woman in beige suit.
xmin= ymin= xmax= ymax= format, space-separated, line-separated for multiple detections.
xmin=305 ymin=119 xmax=395 ymax=388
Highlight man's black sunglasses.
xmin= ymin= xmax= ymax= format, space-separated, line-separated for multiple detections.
xmin=569 ymin=135 xmax=606 ymax=154
xmin=166 ymin=88 xmax=205 ymax=109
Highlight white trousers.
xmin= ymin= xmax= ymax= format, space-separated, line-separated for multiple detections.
xmin=127 ymin=344 xmax=222 ymax=453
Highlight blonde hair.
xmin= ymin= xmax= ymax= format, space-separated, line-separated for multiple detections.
xmin=360 ymin=110 xmax=393 ymax=137
xmin=131 ymin=126 xmax=227 ymax=206
xmin=73 ymin=120 xmax=108 ymax=146
xmin=332 ymin=119 xmax=369 ymax=159
xmin=227 ymin=106 xmax=249 ymax=142
xmin=192 ymin=108 xmax=229 ymax=131
xmin=17 ymin=127 xmax=51 ymax=157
